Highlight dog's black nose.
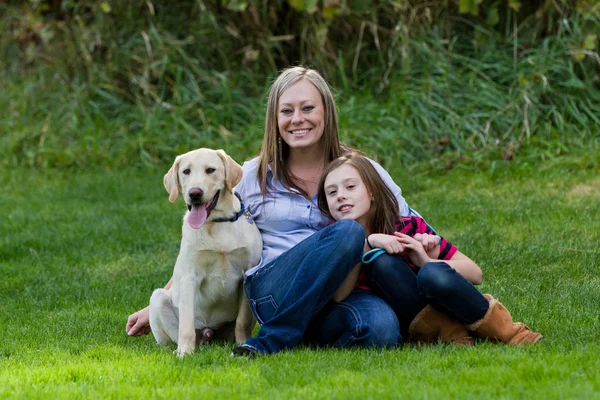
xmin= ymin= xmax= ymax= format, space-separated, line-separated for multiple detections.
xmin=188 ymin=188 xmax=204 ymax=201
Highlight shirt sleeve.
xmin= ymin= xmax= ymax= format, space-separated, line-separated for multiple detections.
xmin=437 ymin=236 xmax=457 ymax=260
xmin=369 ymin=159 xmax=410 ymax=217
xmin=399 ymin=216 xmax=457 ymax=260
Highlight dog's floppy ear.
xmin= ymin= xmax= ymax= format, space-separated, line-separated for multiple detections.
xmin=164 ymin=155 xmax=182 ymax=203
xmin=217 ymin=149 xmax=243 ymax=191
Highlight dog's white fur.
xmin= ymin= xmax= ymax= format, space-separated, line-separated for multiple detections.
xmin=149 ymin=148 xmax=262 ymax=357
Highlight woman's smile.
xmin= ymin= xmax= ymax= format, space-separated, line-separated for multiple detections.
xmin=277 ymin=80 xmax=325 ymax=151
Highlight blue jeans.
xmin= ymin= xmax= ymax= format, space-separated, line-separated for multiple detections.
xmin=303 ymin=290 xmax=400 ymax=349
xmin=366 ymin=255 xmax=489 ymax=336
xmin=243 ymin=219 xmax=401 ymax=354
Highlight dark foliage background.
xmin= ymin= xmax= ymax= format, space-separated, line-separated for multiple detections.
xmin=1 ymin=0 xmax=598 ymax=169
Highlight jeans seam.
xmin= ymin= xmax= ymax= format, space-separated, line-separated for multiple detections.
xmin=250 ymin=258 xmax=278 ymax=279
xmin=339 ymin=333 xmax=357 ymax=348
xmin=332 ymin=302 xmax=362 ymax=337
xmin=250 ymin=295 xmax=278 ymax=325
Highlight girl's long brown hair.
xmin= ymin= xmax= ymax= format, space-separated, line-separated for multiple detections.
xmin=318 ymin=152 xmax=400 ymax=235
xmin=256 ymin=66 xmax=346 ymax=198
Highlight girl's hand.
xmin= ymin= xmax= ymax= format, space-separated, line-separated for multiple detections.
xmin=368 ymin=233 xmax=405 ymax=254
xmin=404 ymin=232 xmax=441 ymax=252
xmin=394 ymin=233 xmax=433 ymax=268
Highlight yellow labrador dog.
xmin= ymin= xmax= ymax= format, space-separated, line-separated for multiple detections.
xmin=149 ymin=148 xmax=262 ymax=358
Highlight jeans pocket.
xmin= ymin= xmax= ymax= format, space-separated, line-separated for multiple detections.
xmin=250 ymin=295 xmax=278 ymax=325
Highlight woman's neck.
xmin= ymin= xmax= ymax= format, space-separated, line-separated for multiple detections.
xmin=287 ymin=147 xmax=324 ymax=169
xmin=286 ymin=149 xmax=325 ymax=198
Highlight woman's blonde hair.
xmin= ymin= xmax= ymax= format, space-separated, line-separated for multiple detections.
xmin=317 ymin=152 xmax=400 ymax=235
xmin=257 ymin=66 xmax=345 ymax=197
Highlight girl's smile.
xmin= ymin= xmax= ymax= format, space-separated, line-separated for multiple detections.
xmin=337 ymin=204 xmax=354 ymax=212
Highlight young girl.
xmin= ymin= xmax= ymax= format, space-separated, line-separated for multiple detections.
xmin=317 ymin=152 xmax=542 ymax=345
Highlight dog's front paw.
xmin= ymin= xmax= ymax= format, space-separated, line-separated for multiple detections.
xmin=175 ymin=344 xmax=195 ymax=358
xmin=235 ymin=335 xmax=249 ymax=346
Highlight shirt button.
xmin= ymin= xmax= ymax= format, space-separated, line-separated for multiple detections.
xmin=306 ymin=205 xmax=310 ymax=209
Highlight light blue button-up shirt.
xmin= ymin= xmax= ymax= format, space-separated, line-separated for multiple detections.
xmin=235 ymin=157 xmax=410 ymax=275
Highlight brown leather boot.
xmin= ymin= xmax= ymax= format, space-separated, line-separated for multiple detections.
xmin=466 ymin=294 xmax=542 ymax=345
xmin=408 ymin=305 xmax=474 ymax=346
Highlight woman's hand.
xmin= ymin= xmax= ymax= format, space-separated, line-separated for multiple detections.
xmin=126 ymin=306 xmax=151 ymax=336
xmin=393 ymin=233 xmax=433 ymax=268
xmin=126 ymin=278 xmax=172 ymax=336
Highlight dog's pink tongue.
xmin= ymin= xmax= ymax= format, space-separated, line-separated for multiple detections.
xmin=188 ymin=204 xmax=208 ymax=229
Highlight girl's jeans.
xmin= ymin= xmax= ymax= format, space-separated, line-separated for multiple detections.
xmin=243 ymin=219 xmax=401 ymax=354
xmin=366 ymin=254 xmax=489 ymax=335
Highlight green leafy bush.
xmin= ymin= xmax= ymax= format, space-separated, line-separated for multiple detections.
xmin=1 ymin=0 xmax=598 ymax=169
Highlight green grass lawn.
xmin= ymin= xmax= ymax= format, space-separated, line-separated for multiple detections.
xmin=1 ymin=161 xmax=599 ymax=399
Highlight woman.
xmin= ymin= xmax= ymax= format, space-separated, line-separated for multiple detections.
xmin=126 ymin=67 xmax=436 ymax=355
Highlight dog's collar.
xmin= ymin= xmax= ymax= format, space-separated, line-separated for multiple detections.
xmin=212 ymin=192 xmax=247 ymax=223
